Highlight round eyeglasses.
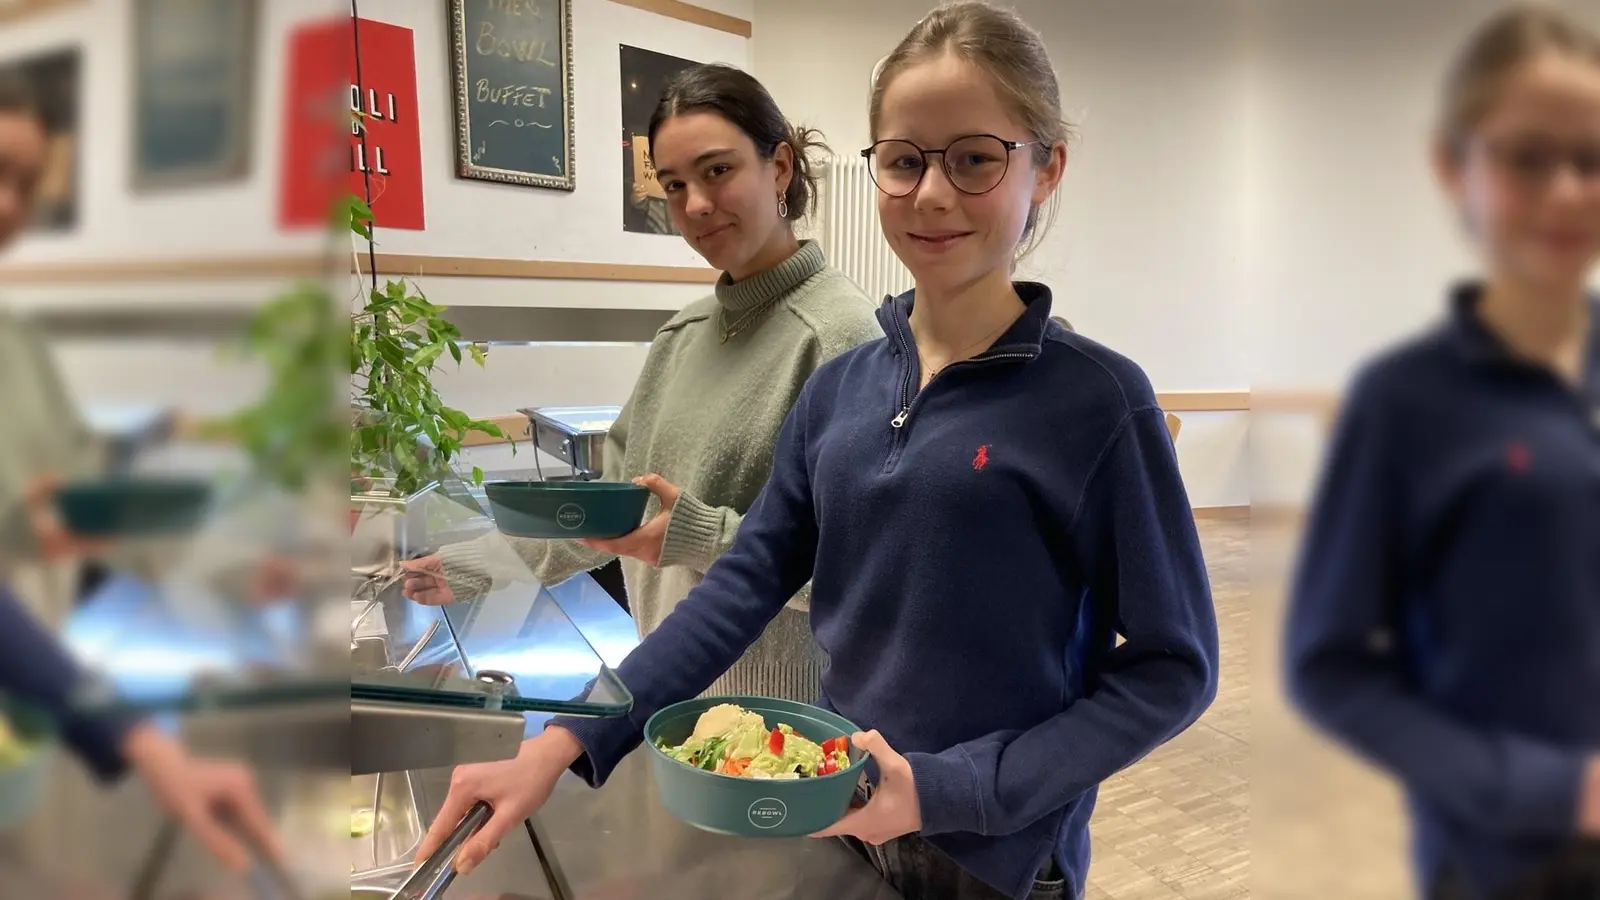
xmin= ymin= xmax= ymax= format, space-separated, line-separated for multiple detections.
xmin=860 ymin=134 xmax=1039 ymax=198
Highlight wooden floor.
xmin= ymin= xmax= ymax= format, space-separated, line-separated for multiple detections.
xmin=1082 ymin=516 xmax=1412 ymax=900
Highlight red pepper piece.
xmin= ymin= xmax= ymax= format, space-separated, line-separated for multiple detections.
xmin=768 ymin=727 xmax=785 ymax=755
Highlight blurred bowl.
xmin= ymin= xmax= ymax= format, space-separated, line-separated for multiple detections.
xmin=484 ymin=481 xmax=648 ymax=539
xmin=54 ymin=477 xmax=212 ymax=538
xmin=643 ymin=696 xmax=868 ymax=838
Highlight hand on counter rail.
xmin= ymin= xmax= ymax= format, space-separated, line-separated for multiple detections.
xmin=415 ymin=725 xmax=585 ymax=876
xmin=1581 ymin=756 xmax=1600 ymax=836
xmin=401 ymin=555 xmax=456 ymax=606
xmin=811 ymin=731 xmax=921 ymax=845
xmin=24 ymin=473 xmax=112 ymax=562
xmin=577 ymin=474 xmax=680 ymax=566
xmin=120 ymin=721 xmax=284 ymax=872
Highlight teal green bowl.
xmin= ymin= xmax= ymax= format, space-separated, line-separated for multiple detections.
xmin=484 ymin=481 xmax=649 ymax=539
xmin=54 ymin=477 xmax=212 ymax=538
xmin=643 ymin=696 xmax=868 ymax=838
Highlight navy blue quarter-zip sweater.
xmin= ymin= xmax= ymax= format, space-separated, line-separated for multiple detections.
xmin=557 ymin=283 xmax=1219 ymax=900
xmin=1286 ymin=284 xmax=1600 ymax=898
xmin=0 ymin=584 xmax=131 ymax=780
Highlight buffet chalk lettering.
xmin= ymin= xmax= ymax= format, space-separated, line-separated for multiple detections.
xmin=450 ymin=0 xmax=574 ymax=190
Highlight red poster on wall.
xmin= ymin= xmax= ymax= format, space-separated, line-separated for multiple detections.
xmin=277 ymin=17 xmax=349 ymax=231
xmin=279 ymin=17 xmax=424 ymax=231
xmin=348 ymin=19 xmax=424 ymax=230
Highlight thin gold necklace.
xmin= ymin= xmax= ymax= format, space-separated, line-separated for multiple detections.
xmin=720 ymin=295 xmax=783 ymax=343
xmin=914 ymin=318 xmax=1014 ymax=378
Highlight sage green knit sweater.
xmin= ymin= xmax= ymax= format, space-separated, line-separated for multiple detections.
xmin=0 ymin=307 xmax=101 ymax=578
xmin=441 ymin=241 xmax=881 ymax=702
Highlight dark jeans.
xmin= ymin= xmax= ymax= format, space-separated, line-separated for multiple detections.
xmin=842 ymin=834 xmax=1069 ymax=900
xmin=1432 ymin=841 xmax=1600 ymax=900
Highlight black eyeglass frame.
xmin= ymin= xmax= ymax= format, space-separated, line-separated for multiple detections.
xmin=858 ymin=133 xmax=1040 ymax=197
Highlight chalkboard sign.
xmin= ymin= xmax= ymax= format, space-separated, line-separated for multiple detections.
xmin=449 ymin=0 xmax=575 ymax=191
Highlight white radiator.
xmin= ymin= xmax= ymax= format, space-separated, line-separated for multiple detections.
xmin=814 ymin=154 xmax=913 ymax=303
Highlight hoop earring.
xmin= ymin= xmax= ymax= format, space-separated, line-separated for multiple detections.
xmin=777 ymin=195 xmax=790 ymax=218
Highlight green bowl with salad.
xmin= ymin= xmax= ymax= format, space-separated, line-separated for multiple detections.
xmin=643 ymin=696 xmax=868 ymax=838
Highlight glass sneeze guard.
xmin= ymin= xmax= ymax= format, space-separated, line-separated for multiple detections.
xmin=347 ymin=467 xmax=633 ymax=716
xmin=66 ymin=461 xmax=632 ymax=719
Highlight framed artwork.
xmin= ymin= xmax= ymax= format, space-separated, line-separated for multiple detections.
xmin=619 ymin=45 xmax=698 ymax=235
xmin=449 ymin=0 xmax=575 ymax=190
xmin=130 ymin=0 xmax=257 ymax=190
xmin=0 ymin=47 xmax=79 ymax=231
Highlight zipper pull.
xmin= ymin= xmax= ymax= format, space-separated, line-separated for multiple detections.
xmin=890 ymin=408 xmax=910 ymax=428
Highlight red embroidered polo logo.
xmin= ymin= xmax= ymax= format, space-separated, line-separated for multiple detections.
xmin=973 ymin=445 xmax=991 ymax=471
xmin=1506 ymin=441 xmax=1532 ymax=473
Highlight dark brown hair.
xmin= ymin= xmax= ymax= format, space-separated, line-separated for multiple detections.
xmin=1439 ymin=4 xmax=1600 ymax=156
xmin=871 ymin=1 xmax=1074 ymax=259
xmin=647 ymin=63 xmax=828 ymax=221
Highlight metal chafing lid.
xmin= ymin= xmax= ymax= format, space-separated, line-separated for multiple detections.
xmin=519 ymin=405 xmax=622 ymax=436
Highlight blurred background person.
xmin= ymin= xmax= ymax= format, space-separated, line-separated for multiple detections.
xmin=1285 ymin=6 xmax=1600 ymax=900
xmin=0 ymin=71 xmax=283 ymax=874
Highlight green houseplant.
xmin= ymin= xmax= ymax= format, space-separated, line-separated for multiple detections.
xmin=211 ymin=193 xmax=507 ymax=500
xmin=345 ymin=194 xmax=507 ymax=496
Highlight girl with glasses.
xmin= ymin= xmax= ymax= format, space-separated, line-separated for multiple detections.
xmin=1285 ymin=6 xmax=1600 ymax=899
xmin=418 ymin=5 xmax=1218 ymax=899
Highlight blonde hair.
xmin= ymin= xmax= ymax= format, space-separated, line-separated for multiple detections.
xmin=870 ymin=1 xmax=1074 ymax=260
xmin=1439 ymin=3 xmax=1600 ymax=157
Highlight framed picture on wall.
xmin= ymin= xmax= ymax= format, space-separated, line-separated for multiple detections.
xmin=131 ymin=0 xmax=257 ymax=191
xmin=0 ymin=47 xmax=80 ymax=232
xmin=449 ymin=0 xmax=575 ymax=190
xmin=620 ymin=45 xmax=699 ymax=235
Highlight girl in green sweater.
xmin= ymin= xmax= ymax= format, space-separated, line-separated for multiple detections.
xmin=403 ymin=65 xmax=882 ymax=704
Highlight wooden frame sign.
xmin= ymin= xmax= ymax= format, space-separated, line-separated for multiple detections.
xmin=449 ymin=0 xmax=575 ymax=191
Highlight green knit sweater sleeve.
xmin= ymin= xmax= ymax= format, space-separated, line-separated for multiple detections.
xmin=655 ymin=273 xmax=883 ymax=579
xmin=0 ymin=309 xmax=103 ymax=577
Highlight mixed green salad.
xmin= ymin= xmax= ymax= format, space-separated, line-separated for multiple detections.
xmin=654 ymin=704 xmax=851 ymax=779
